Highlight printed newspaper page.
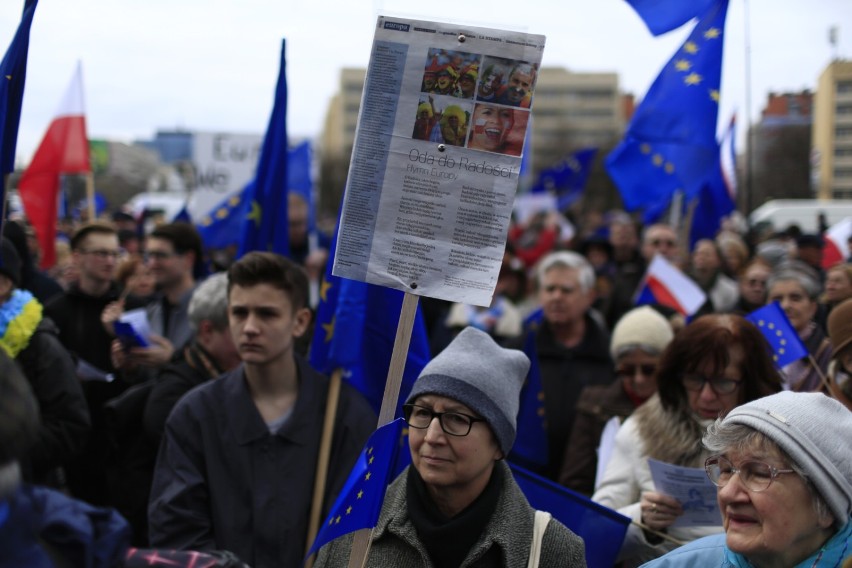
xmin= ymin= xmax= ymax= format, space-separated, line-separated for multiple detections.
xmin=648 ymin=458 xmax=723 ymax=528
xmin=332 ymin=16 xmax=545 ymax=306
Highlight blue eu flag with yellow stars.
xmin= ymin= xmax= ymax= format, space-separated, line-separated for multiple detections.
xmin=626 ymin=0 xmax=718 ymax=36
xmin=746 ymin=302 xmax=808 ymax=368
xmin=0 ymin=0 xmax=38 ymax=177
xmin=305 ymin=418 xmax=407 ymax=559
xmin=606 ymin=0 xmax=728 ymax=215
xmin=309 ymin=223 xmax=431 ymax=417
xmin=238 ymin=38 xmax=289 ymax=256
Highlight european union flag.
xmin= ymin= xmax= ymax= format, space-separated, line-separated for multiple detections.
xmin=689 ymin=115 xmax=736 ymax=247
xmin=287 ymin=140 xmax=315 ymax=232
xmin=238 ymin=38 xmax=289 ymax=256
xmin=305 ymin=418 xmax=407 ymax=560
xmin=746 ymin=302 xmax=808 ymax=368
xmin=309 ymin=224 xmax=431 ymax=417
xmin=509 ymin=330 xmax=548 ymax=468
xmin=509 ymin=462 xmax=630 ymax=568
xmin=0 ymin=0 xmax=38 ymax=176
xmin=626 ymin=0 xmax=718 ymax=36
xmin=531 ymin=148 xmax=597 ymax=211
xmin=606 ymin=0 xmax=728 ymax=216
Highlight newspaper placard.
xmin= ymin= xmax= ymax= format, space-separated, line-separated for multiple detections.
xmin=648 ymin=458 xmax=723 ymax=528
xmin=332 ymin=16 xmax=545 ymax=306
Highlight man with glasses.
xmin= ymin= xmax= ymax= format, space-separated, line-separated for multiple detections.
xmin=46 ymin=221 xmax=140 ymax=506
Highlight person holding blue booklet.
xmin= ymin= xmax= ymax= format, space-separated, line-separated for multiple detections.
xmin=315 ymin=326 xmax=586 ymax=567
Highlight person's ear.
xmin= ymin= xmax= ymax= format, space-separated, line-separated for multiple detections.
xmin=292 ymin=307 xmax=312 ymax=338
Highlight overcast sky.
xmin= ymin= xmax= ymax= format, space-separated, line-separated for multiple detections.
xmin=2 ymin=0 xmax=850 ymax=165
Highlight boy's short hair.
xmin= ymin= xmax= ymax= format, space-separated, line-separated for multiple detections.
xmin=70 ymin=221 xmax=117 ymax=251
xmin=149 ymin=222 xmax=204 ymax=259
xmin=227 ymin=252 xmax=309 ymax=311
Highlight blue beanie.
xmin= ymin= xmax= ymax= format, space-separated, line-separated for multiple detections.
xmin=406 ymin=327 xmax=530 ymax=454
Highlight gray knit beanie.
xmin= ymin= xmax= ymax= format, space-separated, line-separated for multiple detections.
xmin=610 ymin=306 xmax=674 ymax=359
xmin=721 ymin=391 xmax=852 ymax=527
xmin=406 ymin=327 xmax=530 ymax=454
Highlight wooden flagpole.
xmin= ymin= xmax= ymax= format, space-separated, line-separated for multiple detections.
xmin=85 ymin=171 xmax=96 ymax=220
xmin=304 ymin=367 xmax=343 ymax=568
xmin=346 ymin=291 xmax=420 ymax=568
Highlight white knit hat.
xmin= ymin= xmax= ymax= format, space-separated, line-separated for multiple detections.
xmin=610 ymin=306 xmax=674 ymax=359
xmin=721 ymin=392 xmax=852 ymax=527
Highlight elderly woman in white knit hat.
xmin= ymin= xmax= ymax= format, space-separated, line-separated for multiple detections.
xmin=558 ymin=306 xmax=674 ymax=496
xmin=642 ymin=391 xmax=852 ymax=567
xmin=315 ymin=327 xmax=586 ymax=567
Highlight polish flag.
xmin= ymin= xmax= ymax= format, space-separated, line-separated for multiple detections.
xmin=822 ymin=217 xmax=852 ymax=269
xmin=18 ymin=62 xmax=90 ymax=269
xmin=635 ymin=254 xmax=707 ymax=316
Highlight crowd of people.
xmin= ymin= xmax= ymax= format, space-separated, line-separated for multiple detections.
xmin=1 ymin=205 xmax=851 ymax=567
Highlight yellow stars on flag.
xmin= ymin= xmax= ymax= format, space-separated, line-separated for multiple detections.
xmin=321 ymin=316 xmax=335 ymax=344
xmin=247 ymin=200 xmax=262 ymax=227
xmin=683 ymin=41 xmax=699 ymax=54
xmin=320 ymin=278 xmax=332 ymax=303
xmin=704 ymin=27 xmax=721 ymax=40
xmin=684 ymin=72 xmax=703 ymax=86
xmin=674 ymin=59 xmax=692 ymax=72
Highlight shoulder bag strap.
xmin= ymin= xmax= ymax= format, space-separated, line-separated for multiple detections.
xmin=527 ymin=510 xmax=552 ymax=568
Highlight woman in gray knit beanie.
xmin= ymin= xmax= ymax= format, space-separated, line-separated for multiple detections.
xmin=644 ymin=391 xmax=852 ymax=567
xmin=315 ymin=326 xmax=587 ymax=567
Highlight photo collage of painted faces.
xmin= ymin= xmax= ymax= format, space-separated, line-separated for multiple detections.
xmin=411 ymin=48 xmax=537 ymax=157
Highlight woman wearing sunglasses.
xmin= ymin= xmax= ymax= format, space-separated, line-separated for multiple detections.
xmin=592 ymin=314 xmax=782 ymax=566
xmin=643 ymin=391 xmax=852 ymax=567
xmin=559 ymin=306 xmax=674 ymax=496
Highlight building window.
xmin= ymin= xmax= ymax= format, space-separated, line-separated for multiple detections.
xmin=836 ymin=147 xmax=852 ymax=157
xmin=837 ymin=104 xmax=852 ymax=115
xmin=835 ymin=169 xmax=852 ymax=178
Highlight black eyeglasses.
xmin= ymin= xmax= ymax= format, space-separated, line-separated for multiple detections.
xmin=403 ymin=404 xmax=486 ymax=437
xmin=705 ymin=455 xmax=795 ymax=492
xmin=144 ymin=250 xmax=177 ymax=262
xmin=81 ymin=249 xmax=120 ymax=259
xmin=682 ymin=374 xmax=742 ymax=395
xmin=616 ymin=365 xmax=657 ymax=380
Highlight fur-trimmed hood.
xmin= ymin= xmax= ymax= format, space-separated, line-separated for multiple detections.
xmin=632 ymin=394 xmax=712 ymax=467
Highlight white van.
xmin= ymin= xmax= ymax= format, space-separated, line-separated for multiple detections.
xmin=748 ymin=199 xmax=852 ymax=233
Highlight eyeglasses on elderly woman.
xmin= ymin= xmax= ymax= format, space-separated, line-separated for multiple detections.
xmin=403 ymin=403 xmax=486 ymax=437
xmin=705 ymin=455 xmax=796 ymax=492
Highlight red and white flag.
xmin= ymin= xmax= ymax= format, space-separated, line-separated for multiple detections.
xmin=822 ymin=217 xmax=852 ymax=269
xmin=635 ymin=254 xmax=707 ymax=316
xmin=18 ymin=62 xmax=90 ymax=269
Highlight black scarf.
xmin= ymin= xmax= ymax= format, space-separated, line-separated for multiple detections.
xmin=406 ymin=463 xmax=502 ymax=567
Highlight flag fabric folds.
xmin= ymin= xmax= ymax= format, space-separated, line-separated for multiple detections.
xmin=0 ymin=0 xmax=38 ymax=177
xmin=237 ymin=39 xmax=289 ymax=257
xmin=821 ymin=217 xmax=852 ymax=269
xmin=18 ymin=62 xmax=90 ymax=269
xmin=305 ymin=418 xmax=407 ymax=559
xmin=309 ymin=225 xmax=431 ymax=417
xmin=635 ymin=254 xmax=707 ymax=316
xmin=530 ymin=148 xmax=597 ymax=211
xmin=626 ymin=0 xmax=718 ymax=36
xmin=689 ymin=114 xmax=737 ymax=247
xmin=196 ymin=141 xmax=313 ymax=252
xmin=746 ymin=302 xmax=808 ymax=368
xmin=509 ymin=462 xmax=631 ymax=568
xmin=508 ymin=330 xmax=549 ymax=468
xmin=607 ymin=0 xmax=729 ymax=217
